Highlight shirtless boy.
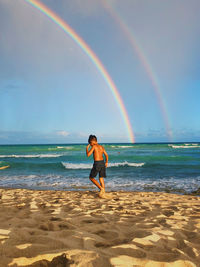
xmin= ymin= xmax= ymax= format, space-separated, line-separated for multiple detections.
xmin=86 ymin=135 xmax=108 ymax=195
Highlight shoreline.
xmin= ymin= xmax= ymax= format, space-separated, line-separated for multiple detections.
xmin=0 ymin=188 xmax=200 ymax=266
xmin=0 ymin=186 xmax=200 ymax=196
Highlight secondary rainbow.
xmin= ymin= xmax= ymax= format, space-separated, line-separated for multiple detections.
xmin=103 ymin=1 xmax=173 ymax=141
xmin=24 ymin=0 xmax=135 ymax=143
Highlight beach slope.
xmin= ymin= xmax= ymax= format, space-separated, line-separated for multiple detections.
xmin=0 ymin=188 xmax=200 ymax=266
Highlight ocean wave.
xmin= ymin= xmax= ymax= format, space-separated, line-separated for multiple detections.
xmin=61 ymin=161 xmax=145 ymax=169
xmin=109 ymin=162 xmax=145 ymax=167
xmin=48 ymin=146 xmax=73 ymax=150
xmin=111 ymin=145 xmax=134 ymax=148
xmin=62 ymin=163 xmax=92 ymax=169
xmin=185 ymin=143 xmax=198 ymax=146
xmin=0 ymin=174 xmax=199 ymax=194
xmin=168 ymin=144 xmax=200 ymax=149
xmin=0 ymin=154 xmax=61 ymax=158
xmin=105 ymin=176 xmax=200 ymax=193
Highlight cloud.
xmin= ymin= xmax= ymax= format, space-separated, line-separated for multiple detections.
xmin=133 ymin=128 xmax=200 ymax=143
xmin=0 ymin=128 xmax=199 ymax=144
xmin=56 ymin=131 xmax=70 ymax=137
xmin=0 ymin=130 xmax=129 ymax=144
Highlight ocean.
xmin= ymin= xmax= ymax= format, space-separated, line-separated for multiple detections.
xmin=0 ymin=143 xmax=200 ymax=194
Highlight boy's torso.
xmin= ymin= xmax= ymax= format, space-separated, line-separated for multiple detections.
xmin=92 ymin=144 xmax=104 ymax=161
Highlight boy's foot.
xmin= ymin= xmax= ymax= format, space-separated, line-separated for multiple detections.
xmin=99 ymin=187 xmax=105 ymax=197
xmin=99 ymin=190 xmax=112 ymax=199
xmin=100 ymin=187 xmax=105 ymax=193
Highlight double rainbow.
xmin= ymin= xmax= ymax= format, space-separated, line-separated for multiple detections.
xmin=103 ymin=1 xmax=173 ymax=140
xmin=24 ymin=0 xmax=135 ymax=143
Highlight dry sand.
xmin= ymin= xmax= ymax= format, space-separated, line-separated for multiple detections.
xmin=0 ymin=188 xmax=200 ymax=267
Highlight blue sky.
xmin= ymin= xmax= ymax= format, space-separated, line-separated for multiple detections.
xmin=0 ymin=0 xmax=200 ymax=144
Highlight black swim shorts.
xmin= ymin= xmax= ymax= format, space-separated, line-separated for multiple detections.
xmin=90 ymin=160 xmax=106 ymax=178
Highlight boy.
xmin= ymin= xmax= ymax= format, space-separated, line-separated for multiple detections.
xmin=86 ymin=135 xmax=108 ymax=196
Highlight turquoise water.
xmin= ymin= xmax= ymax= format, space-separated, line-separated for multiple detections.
xmin=0 ymin=143 xmax=200 ymax=193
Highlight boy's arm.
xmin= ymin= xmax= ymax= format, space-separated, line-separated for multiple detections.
xmin=86 ymin=144 xmax=94 ymax=157
xmin=103 ymin=148 xmax=109 ymax=167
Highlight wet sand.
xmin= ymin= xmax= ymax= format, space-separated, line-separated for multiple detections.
xmin=0 ymin=188 xmax=200 ymax=267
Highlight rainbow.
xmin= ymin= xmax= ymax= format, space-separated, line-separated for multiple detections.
xmin=24 ymin=0 xmax=135 ymax=143
xmin=103 ymin=1 xmax=173 ymax=141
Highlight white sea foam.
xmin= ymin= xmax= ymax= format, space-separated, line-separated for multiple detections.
xmin=185 ymin=143 xmax=198 ymax=146
xmin=0 ymin=174 xmax=200 ymax=193
xmin=168 ymin=144 xmax=200 ymax=149
xmin=109 ymin=162 xmax=145 ymax=167
xmin=0 ymin=154 xmax=61 ymax=158
xmin=61 ymin=161 xmax=145 ymax=169
xmin=105 ymin=176 xmax=200 ymax=192
xmin=62 ymin=163 xmax=92 ymax=169
xmin=48 ymin=146 xmax=73 ymax=150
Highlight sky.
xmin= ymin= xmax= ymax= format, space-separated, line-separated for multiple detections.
xmin=0 ymin=0 xmax=200 ymax=144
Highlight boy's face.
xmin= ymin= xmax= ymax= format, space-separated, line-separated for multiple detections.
xmin=90 ymin=140 xmax=96 ymax=146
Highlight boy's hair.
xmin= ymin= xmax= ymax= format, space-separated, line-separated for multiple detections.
xmin=88 ymin=135 xmax=97 ymax=144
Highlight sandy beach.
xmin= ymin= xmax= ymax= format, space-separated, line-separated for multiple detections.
xmin=0 ymin=188 xmax=200 ymax=267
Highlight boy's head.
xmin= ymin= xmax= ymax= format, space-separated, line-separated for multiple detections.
xmin=88 ymin=135 xmax=97 ymax=145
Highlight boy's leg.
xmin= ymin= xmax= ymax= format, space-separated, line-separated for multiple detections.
xmin=99 ymin=164 xmax=106 ymax=192
xmin=89 ymin=164 xmax=102 ymax=190
xmin=90 ymin=177 xmax=102 ymax=190
xmin=99 ymin=177 xmax=105 ymax=190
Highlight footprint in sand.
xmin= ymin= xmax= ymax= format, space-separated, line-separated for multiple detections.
xmin=98 ymin=192 xmax=113 ymax=199
xmin=82 ymin=219 xmax=106 ymax=224
xmin=111 ymin=246 xmax=146 ymax=259
xmin=94 ymin=230 xmax=118 ymax=240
